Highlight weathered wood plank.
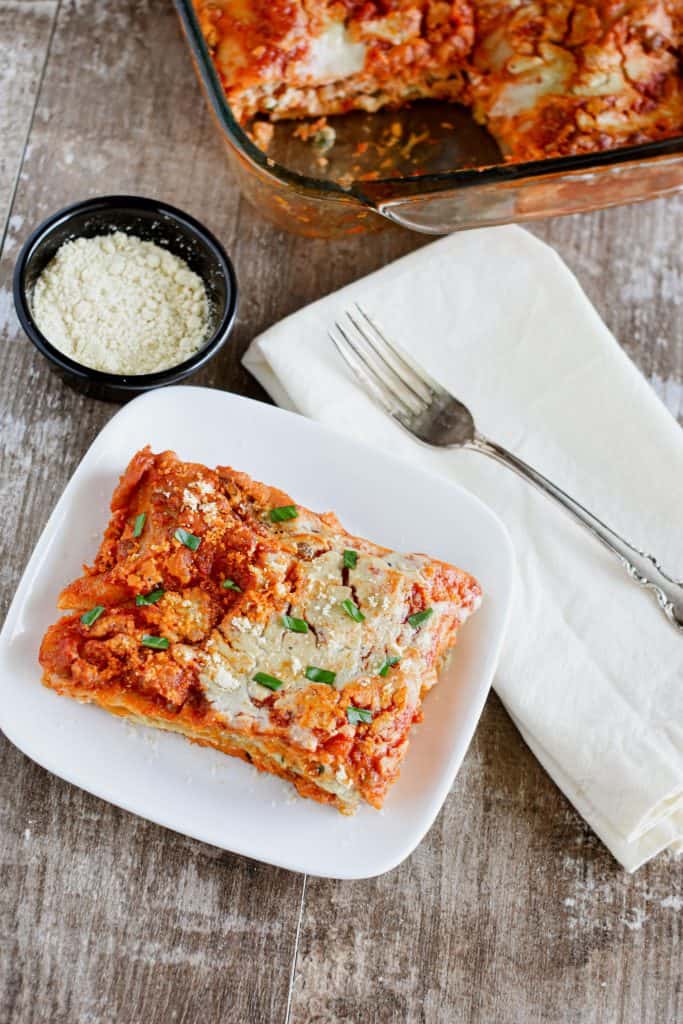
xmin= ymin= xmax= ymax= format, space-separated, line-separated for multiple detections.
xmin=0 ymin=2 xmax=57 ymax=246
xmin=0 ymin=763 xmax=303 ymax=1024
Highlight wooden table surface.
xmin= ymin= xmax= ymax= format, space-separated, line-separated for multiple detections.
xmin=0 ymin=3 xmax=681 ymax=1022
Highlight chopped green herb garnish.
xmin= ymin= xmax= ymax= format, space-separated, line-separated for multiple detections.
xmin=136 ymin=588 xmax=165 ymax=607
xmin=343 ymin=549 xmax=358 ymax=570
xmin=81 ymin=605 xmax=105 ymax=627
xmin=282 ymin=614 xmax=309 ymax=634
xmin=347 ymin=706 xmax=373 ymax=725
xmin=378 ymin=656 xmax=400 ymax=677
xmin=132 ymin=512 xmax=146 ymax=538
xmin=141 ymin=635 xmax=169 ymax=650
xmin=268 ymin=505 xmax=298 ymax=523
xmin=408 ymin=608 xmax=434 ymax=629
xmin=341 ymin=598 xmax=365 ymax=623
xmin=222 ymin=579 xmax=242 ymax=592
xmin=174 ymin=527 xmax=201 ymax=551
xmin=253 ymin=672 xmax=284 ymax=691
xmin=305 ymin=666 xmax=336 ymax=685
xmin=317 ymin=764 xmax=325 ymax=775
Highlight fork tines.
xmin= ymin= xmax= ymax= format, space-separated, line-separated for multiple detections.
xmin=329 ymin=304 xmax=443 ymax=420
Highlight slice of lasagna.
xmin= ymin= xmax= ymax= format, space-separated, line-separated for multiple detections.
xmin=40 ymin=448 xmax=481 ymax=813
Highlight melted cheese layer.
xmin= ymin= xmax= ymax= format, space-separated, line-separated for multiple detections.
xmin=297 ymin=23 xmax=367 ymax=83
xmin=198 ymin=546 xmax=474 ymax=750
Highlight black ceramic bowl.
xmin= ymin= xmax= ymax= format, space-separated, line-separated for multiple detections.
xmin=13 ymin=195 xmax=238 ymax=402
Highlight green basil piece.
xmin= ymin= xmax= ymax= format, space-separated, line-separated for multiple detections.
xmin=81 ymin=605 xmax=105 ymax=628
xmin=136 ymin=588 xmax=165 ymax=607
xmin=174 ymin=527 xmax=201 ymax=551
xmin=378 ymin=656 xmax=400 ymax=677
xmin=268 ymin=505 xmax=298 ymax=523
xmin=347 ymin=706 xmax=373 ymax=725
xmin=253 ymin=672 xmax=284 ymax=691
xmin=343 ymin=549 xmax=358 ymax=569
xmin=408 ymin=608 xmax=434 ymax=629
xmin=141 ymin=635 xmax=169 ymax=650
xmin=282 ymin=614 xmax=309 ymax=633
xmin=340 ymin=599 xmax=365 ymax=623
xmin=305 ymin=666 xmax=336 ymax=685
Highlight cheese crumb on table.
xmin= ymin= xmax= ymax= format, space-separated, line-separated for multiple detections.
xmin=31 ymin=231 xmax=210 ymax=374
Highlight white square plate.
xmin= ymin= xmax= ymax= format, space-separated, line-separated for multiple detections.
xmin=0 ymin=386 xmax=513 ymax=878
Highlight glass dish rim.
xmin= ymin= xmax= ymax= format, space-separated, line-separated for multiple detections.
xmin=174 ymin=0 xmax=683 ymax=207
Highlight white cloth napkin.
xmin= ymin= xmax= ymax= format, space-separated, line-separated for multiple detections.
xmin=243 ymin=226 xmax=683 ymax=872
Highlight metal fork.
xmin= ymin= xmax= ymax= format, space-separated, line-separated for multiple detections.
xmin=331 ymin=305 xmax=683 ymax=632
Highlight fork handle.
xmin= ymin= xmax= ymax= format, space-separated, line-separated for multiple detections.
xmin=470 ymin=434 xmax=683 ymax=631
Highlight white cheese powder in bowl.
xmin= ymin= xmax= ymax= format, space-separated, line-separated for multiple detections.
xmin=31 ymin=231 xmax=211 ymax=375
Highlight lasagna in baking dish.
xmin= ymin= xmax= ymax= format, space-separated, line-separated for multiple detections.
xmin=195 ymin=0 xmax=475 ymax=123
xmin=40 ymin=448 xmax=481 ymax=813
xmin=469 ymin=0 xmax=683 ymax=160
xmin=193 ymin=0 xmax=683 ymax=160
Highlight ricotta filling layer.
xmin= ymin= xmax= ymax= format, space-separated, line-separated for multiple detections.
xmin=198 ymin=547 xmax=480 ymax=757
xmin=296 ymin=23 xmax=367 ymax=84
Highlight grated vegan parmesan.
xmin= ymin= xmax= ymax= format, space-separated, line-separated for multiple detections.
xmin=31 ymin=232 xmax=210 ymax=374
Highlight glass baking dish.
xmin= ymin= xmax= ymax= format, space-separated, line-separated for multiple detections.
xmin=174 ymin=0 xmax=683 ymax=237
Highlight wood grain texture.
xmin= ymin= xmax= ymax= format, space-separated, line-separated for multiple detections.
xmin=0 ymin=2 xmax=680 ymax=1023
xmin=0 ymin=2 xmax=57 ymax=244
